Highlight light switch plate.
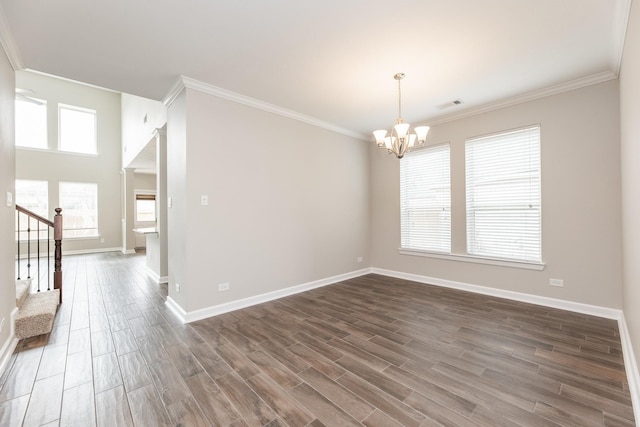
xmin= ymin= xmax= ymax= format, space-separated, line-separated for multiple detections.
xmin=6 ymin=192 xmax=12 ymax=207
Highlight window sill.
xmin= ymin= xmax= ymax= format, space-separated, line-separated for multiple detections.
xmin=16 ymin=146 xmax=98 ymax=157
xmin=398 ymin=248 xmax=545 ymax=271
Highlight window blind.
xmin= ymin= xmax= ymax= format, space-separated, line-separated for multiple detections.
xmin=400 ymin=144 xmax=451 ymax=253
xmin=465 ymin=126 xmax=541 ymax=262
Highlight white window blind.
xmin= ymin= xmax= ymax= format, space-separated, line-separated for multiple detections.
xmin=465 ymin=126 xmax=541 ymax=262
xmin=400 ymin=144 xmax=451 ymax=253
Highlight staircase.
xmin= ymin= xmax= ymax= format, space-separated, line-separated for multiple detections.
xmin=14 ymin=279 xmax=60 ymax=339
xmin=14 ymin=206 xmax=63 ymax=340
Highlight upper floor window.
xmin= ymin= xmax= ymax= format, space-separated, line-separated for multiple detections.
xmin=400 ymin=143 xmax=451 ymax=253
xmin=465 ymin=126 xmax=541 ymax=263
xmin=15 ymin=98 xmax=47 ymax=149
xmin=59 ymin=104 xmax=97 ymax=154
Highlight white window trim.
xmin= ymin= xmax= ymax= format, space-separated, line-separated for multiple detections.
xmin=398 ymin=248 xmax=545 ymax=271
xmin=59 ymin=181 xmax=99 ymax=238
xmin=400 ymin=142 xmax=451 ymax=253
xmin=58 ymin=103 xmax=98 ymax=155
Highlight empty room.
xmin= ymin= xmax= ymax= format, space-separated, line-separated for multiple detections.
xmin=1 ymin=1 xmax=640 ymax=426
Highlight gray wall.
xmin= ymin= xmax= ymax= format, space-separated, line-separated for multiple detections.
xmin=371 ymin=80 xmax=622 ymax=309
xmin=167 ymin=87 xmax=370 ymax=313
xmin=0 ymin=45 xmax=16 ymax=363
xmin=620 ymin=0 xmax=640 ymax=379
xmin=15 ymin=71 xmax=122 ymax=253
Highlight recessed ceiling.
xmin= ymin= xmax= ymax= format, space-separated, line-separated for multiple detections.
xmin=0 ymin=0 xmax=630 ymax=139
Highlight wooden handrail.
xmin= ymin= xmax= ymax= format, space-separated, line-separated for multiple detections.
xmin=15 ymin=205 xmax=54 ymax=227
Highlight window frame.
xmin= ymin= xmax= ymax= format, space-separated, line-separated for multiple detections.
xmin=465 ymin=125 xmax=542 ymax=264
xmin=58 ymin=103 xmax=98 ymax=155
xmin=59 ymin=181 xmax=99 ymax=239
xmin=399 ymin=143 xmax=451 ymax=254
xmin=15 ymin=97 xmax=48 ymax=150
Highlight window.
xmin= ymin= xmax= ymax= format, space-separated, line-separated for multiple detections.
xmin=59 ymin=105 xmax=97 ymax=154
xmin=15 ymin=180 xmax=49 ymax=240
xmin=465 ymin=126 xmax=541 ymax=263
xmin=135 ymin=194 xmax=156 ymax=222
xmin=15 ymin=98 xmax=47 ymax=149
xmin=15 ymin=180 xmax=49 ymax=217
xmin=400 ymin=144 xmax=451 ymax=253
xmin=59 ymin=182 xmax=98 ymax=238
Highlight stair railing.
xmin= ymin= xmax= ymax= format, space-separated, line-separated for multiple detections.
xmin=15 ymin=206 xmax=63 ymax=304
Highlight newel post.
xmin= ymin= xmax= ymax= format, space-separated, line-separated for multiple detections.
xmin=54 ymin=208 xmax=63 ymax=303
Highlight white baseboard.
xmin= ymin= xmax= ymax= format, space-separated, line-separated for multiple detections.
xmin=144 ymin=267 xmax=168 ymax=284
xmin=617 ymin=312 xmax=640 ymax=423
xmin=0 ymin=308 xmax=19 ymax=380
xmin=165 ymin=296 xmax=187 ymax=323
xmin=121 ymin=248 xmax=136 ymax=255
xmin=62 ymin=247 xmax=122 ymax=256
xmin=174 ymin=268 xmax=372 ymax=324
xmin=371 ymin=267 xmax=622 ymax=320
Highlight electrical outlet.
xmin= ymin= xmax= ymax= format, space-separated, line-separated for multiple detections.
xmin=6 ymin=192 xmax=12 ymax=207
xmin=357 ymin=257 xmax=363 ymax=263
xmin=549 ymin=278 xmax=564 ymax=287
xmin=175 ymin=283 xmax=180 ymax=293
xmin=200 ymin=195 xmax=208 ymax=206
xmin=218 ymin=283 xmax=230 ymax=292
xmin=100 ymin=238 xmax=105 ymax=243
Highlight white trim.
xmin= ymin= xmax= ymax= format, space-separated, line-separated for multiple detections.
xmin=427 ymin=72 xmax=618 ymax=127
xmin=165 ymin=296 xmax=186 ymax=323
xmin=163 ymin=75 xmax=369 ymax=142
xmin=0 ymin=308 xmax=19 ymax=380
xmin=372 ymin=267 xmax=621 ymax=319
xmin=612 ymin=0 xmax=633 ymax=75
xmin=62 ymin=247 xmax=122 ymax=256
xmin=179 ymin=268 xmax=372 ymax=324
xmin=144 ymin=266 xmax=168 ymax=284
xmin=0 ymin=2 xmax=24 ymax=70
xmin=398 ymin=249 xmax=546 ymax=271
xmin=121 ymin=248 xmax=136 ymax=255
xmin=618 ymin=312 xmax=640 ymax=423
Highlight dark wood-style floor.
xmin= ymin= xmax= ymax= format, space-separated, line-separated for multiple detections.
xmin=0 ymin=252 xmax=635 ymax=426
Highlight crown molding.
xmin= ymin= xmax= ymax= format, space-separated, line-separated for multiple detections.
xmin=163 ymin=75 xmax=369 ymax=141
xmin=0 ymin=2 xmax=24 ymax=70
xmin=612 ymin=0 xmax=633 ymax=75
xmin=427 ymin=71 xmax=618 ymax=127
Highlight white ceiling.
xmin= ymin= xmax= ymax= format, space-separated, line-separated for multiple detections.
xmin=0 ymin=0 xmax=631 ymax=139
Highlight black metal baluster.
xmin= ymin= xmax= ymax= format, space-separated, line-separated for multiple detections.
xmin=17 ymin=212 xmax=21 ymax=280
xmin=47 ymin=226 xmax=51 ymax=291
xmin=37 ymin=221 xmax=41 ymax=292
xmin=27 ymin=216 xmax=31 ymax=280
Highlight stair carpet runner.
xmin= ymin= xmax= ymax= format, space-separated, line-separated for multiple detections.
xmin=14 ymin=279 xmax=59 ymax=340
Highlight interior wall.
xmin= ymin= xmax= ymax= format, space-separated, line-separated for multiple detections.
xmin=620 ymin=0 xmax=640 ymax=376
xmin=167 ymin=87 xmax=371 ymax=313
xmin=121 ymin=93 xmax=166 ymax=168
xmin=0 ymin=45 xmax=16 ymax=362
xmin=134 ymin=172 xmax=157 ymax=191
xmin=371 ymin=80 xmax=622 ymax=308
xmin=15 ymin=71 xmax=122 ymax=252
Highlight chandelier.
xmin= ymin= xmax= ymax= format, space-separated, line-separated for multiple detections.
xmin=373 ymin=73 xmax=430 ymax=159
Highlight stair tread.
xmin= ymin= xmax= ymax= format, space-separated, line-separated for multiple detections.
xmin=15 ymin=289 xmax=60 ymax=339
xmin=15 ymin=280 xmax=31 ymax=308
